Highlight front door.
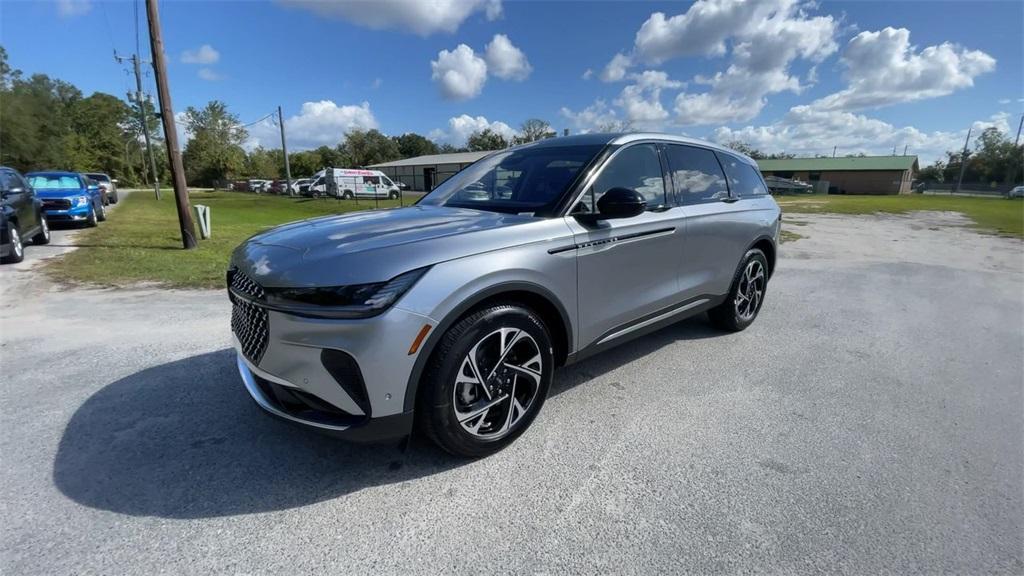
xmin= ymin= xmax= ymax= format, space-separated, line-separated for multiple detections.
xmin=565 ymin=143 xmax=685 ymax=349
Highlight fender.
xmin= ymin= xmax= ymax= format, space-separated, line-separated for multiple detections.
xmin=745 ymin=233 xmax=777 ymax=279
xmin=401 ymin=281 xmax=573 ymax=413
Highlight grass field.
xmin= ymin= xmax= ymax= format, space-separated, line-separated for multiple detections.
xmin=776 ymin=194 xmax=1024 ymax=238
xmin=47 ymin=190 xmax=404 ymax=288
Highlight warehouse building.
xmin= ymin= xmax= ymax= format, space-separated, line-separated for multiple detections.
xmin=756 ymin=156 xmax=919 ymax=195
xmin=368 ymin=151 xmax=492 ymax=192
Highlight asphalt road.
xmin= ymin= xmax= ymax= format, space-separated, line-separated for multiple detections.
xmin=0 ymin=210 xmax=1021 ymax=574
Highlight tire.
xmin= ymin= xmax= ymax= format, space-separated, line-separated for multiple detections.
xmin=708 ymin=248 xmax=769 ymax=332
xmin=32 ymin=214 xmax=50 ymax=245
xmin=389 ymin=190 xmax=399 ymax=200
xmin=96 ymin=200 xmax=107 ymax=222
xmin=342 ymin=190 xmax=354 ymax=200
xmin=85 ymin=205 xmax=98 ymax=228
xmin=2 ymin=224 xmax=24 ymax=264
xmin=110 ymin=191 xmax=119 ymax=204
xmin=417 ymin=303 xmax=554 ymax=458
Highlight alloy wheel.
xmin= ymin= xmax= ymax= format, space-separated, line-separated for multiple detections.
xmin=11 ymin=227 xmax=23 ymax=259
xmin=734 ymin=259 xmax=765 ymax=321
xmin=452 ymin=327 xmax=543 ymax=440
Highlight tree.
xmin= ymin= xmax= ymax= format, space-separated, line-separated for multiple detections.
xmin=917 ymin=162 xmax=945 ymax=182
xmin=244 ymin=147 xmax=280 ymax=179
xmin=437 ymin=143 xmax=466 ymax=154
xmin=339 ymin=129 xmax=400 ymax=167
xmin=181 ymin=100 xmax=247 ymax=185
xmin=393 ymin=132 xmax=438 ymax=159
xmin=466 ymin=128 xmax=508 ymax=151
xmin=515 ymin=118 xmax=555 ymax=144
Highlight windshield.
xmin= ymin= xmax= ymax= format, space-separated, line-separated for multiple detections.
xmin=29 ymin=174 xmax=83 ymax=189
xmin=418 ymin=144 xmax=604 ymax=216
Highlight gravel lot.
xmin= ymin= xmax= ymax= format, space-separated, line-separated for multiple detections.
xmin=1 ymin=210 xmax=1021 ymax=574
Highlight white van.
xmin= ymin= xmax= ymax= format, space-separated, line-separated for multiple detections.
xmin=309 ymin=168 xmax=402 ymax=199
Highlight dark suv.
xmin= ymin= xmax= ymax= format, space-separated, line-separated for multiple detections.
xmin=1 ymin=166 xmax=51 ymax=264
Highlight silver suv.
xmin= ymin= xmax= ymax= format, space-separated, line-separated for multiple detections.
xmin=228 ymin=133 xmax=780 ymax=457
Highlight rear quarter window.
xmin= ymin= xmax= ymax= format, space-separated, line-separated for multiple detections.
xmin=717 ymin=153 xmax=768 ymax=198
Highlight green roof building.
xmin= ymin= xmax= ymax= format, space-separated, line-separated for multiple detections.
xmin=756 ymin=156 xmax=919 ymax=195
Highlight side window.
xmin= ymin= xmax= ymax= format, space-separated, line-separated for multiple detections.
xmin=0 ymin=170 xmax=11 ymax=192
xmin=664 ymin=145 xmax=729 ymax=205
xmin=717 ymin=153 xmax=768 ymax=197
xmin=586 ymin=144 xmax=665 ymax=211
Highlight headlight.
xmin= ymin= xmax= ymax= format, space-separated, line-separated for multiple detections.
xmin=262 ymin=268 xmax=428 ymax=319
xmin=75 ymin=196 xmax=90 ymax=207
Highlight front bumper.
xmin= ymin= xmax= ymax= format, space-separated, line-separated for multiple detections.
xmin=230 ymin=296 xmax=433 ymax=443
xmin=44 ymin=204 xmax=91 ymax=222
xmin=235 ymin=352 xmax=413 ymax=443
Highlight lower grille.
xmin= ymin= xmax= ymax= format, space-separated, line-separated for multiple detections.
xmin=43 ymin=199 xmax=72 ymax=210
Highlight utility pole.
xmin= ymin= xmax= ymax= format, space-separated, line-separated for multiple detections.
xmin=832 ymin=146 xmax=836 ymax=158
xmin=116 ymin=52 xmax=161 ymax=200
xmin=953 ymin=128 xmax=971 ymax=195
xmin=146 ymin=0 xmax=196 ymax=249
xmin=1015 ymin=114 xmax=1023 ymax=147
xmin=903 ymin=145 xmax=908 ymax=156
xmin=277 ymin=106 xmax=293 ymax=196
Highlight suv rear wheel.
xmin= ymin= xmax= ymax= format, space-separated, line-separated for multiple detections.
xmin=709 ymin=248 xmax=768 ymax=332
xmin=418 ymin=304 xmax=553 ymax=458
xmin=33 ymin=215 xmax=50 ymax=245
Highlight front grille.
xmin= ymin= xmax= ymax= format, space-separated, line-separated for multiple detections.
xmin=43 ymin=199 xmax=72 ymax=210
xmin=229 ymin=269 xmax=269 ymax=364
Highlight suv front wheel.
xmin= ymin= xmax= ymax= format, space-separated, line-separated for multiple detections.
xmin=418 ymin=304 xmax=554 ymax=458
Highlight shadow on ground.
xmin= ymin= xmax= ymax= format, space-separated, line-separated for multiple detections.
xmin=54 ymin=316 xmax=722 ymax=518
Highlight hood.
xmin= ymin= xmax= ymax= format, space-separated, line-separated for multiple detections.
xmin=232 ymin=205 xmax=562 ymax=287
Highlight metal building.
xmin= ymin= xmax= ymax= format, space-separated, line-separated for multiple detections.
xmin=368 ymin=151 xmax=493 ymax=192
xmin=757 ymin=156 xmax=919 ymax=195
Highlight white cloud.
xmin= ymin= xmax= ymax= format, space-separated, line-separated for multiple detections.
xmin=714 ymin=108 xmax=1011 ymax=165
xmin=582 ymin=68 xmax=594 ymax=80
xmin=280 ymin=0 xmax=501 ymax=36
xmin=56 ymin=0 xmax=91 ymax=18
xmin=559 ymin=100 xmax=622 ymax=133
xmin=599 ymin=53 xmax=632 ymax=82
xmin=484 ymin=34 xmax=532 ymax=81
xmin=431 ymin=44 xmax=489 ymax=101
xmin=181 ymin=44 xmax=220 ymax=65
xmin=197 ymin=68 xmax=221 ymax=81
xmin=615 ymin=71 xmax=684 ymax=126
xmin=246 ymin=100 xmax=378 ymax=150
xmin=429 ymin=114 xmax=516 ymax=146
xmin=599 ymin=0 xmax=836 ymax=125
xmin=809 ymin=27 xmax=996 ymax=112
xmin=998 ymin=98 xmax=1011 ymax=105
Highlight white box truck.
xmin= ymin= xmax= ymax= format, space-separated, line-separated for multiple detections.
xmin=308 ymin=168 xmax=402 ymax=199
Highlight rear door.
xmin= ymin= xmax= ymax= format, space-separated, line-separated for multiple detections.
xmin=565 ymin=142 xmax=686 ymax=349
xmin=664 ymin=144 xmax=749 ymax=300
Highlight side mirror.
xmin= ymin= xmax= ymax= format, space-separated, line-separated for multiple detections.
xmin=577 ymin=187 xmax=647 ymax=222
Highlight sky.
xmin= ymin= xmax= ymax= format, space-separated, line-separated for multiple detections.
xmin=2 ymin=0 xmax=1022 ymax=164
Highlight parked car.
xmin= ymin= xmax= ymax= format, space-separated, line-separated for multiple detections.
xmin=1 ymin=166 xmax=51 ymax=264
xmin=248 ymin=179 xmax=272 ymax=194
xmin=25 ymin=172 xmax=106 ymax=227
xmin=1007 ymin=185 xmax=1024 ymax=199
xmin=84 ymin=172 xmax=118 ymax=204
xmin=227 ymin=133 xmax=780 ymax=457
xmin=268 ymin=180 xmax=288 ymax=195
xmin=290 ymin=178 xmax=311 ymax=195
xmin=309 ymin=168 xmax=402 ymax=199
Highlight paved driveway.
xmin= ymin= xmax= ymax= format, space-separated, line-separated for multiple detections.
xmin=1 ymin=210 xmax=1021 ymax=574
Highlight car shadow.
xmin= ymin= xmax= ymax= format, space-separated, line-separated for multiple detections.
xmin=53 ymin=316 xmax=722 ymax=519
